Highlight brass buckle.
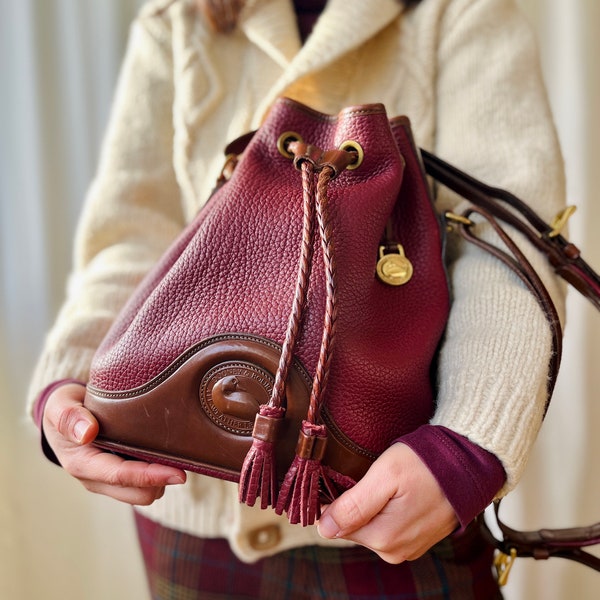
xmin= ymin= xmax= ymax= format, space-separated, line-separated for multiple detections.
xmin=548 ymin=205 xmax=577 ymax=238
xmin=444 ymin=211 xmax=474 ymax=229
xmin=494 ymin=547 xmax=517 ymax=586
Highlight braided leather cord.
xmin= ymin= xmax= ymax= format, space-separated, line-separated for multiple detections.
xmin=268 ymin=160 xmax=316 ymax=411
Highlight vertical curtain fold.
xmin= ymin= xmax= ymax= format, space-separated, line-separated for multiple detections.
xmin=1 ymin=4 xmax=146 ymax=599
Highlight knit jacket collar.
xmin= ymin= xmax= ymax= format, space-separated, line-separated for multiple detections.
xmin=240 ymin=0 xmax=404 ymax=89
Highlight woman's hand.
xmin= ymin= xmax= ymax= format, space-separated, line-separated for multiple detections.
xmin=42 ymin=383 xmax=186 ymax=505
xmin=317 ymin=443 xmax=458 ymax=564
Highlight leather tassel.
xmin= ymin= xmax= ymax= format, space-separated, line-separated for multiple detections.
xmin=319 ymin=464 xmax=356 ymax=504
xmin=239 ymin=405 xmax=284 ymax=509
xmin=275 ymin=421 xmax=331 ymax=526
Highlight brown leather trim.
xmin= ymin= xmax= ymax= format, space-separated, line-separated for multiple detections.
xmin=85 ymin=334 xmax=376 ymax=483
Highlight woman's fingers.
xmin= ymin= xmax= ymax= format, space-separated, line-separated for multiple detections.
xmin=317 ymin=467 xmax=393 ymax=539
xmin=42 ymin=382 xmax=186 ymax=504
xmin=43 ymin=383 xmax=100 ymax=445
xmin=318 ymin=443 xmax=458 ymax=563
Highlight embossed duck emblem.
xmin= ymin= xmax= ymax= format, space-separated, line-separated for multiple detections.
xmin=211 ymin=375 xmax=261 ymax=421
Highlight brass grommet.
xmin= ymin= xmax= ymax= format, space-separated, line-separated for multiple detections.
xmin=277 ymin=131 xmax=303 ymax=159
xmin=338 ymin=140 xmax=364 ymax=170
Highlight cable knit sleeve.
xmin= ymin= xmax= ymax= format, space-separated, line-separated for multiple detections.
xmin=27 ymin=9 xmax=186 ymax=412
xmin=428 ymin=0 xmax=567 ymax=495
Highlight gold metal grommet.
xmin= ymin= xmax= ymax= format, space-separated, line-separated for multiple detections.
xmin=338 ymin=140 xmax=364 ymax=170
xmin=277 ymin=131 xmax=303 ymax=159
xmin=217 ymin=153 xmax=238 ymax=184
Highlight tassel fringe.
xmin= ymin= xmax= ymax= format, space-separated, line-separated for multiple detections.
xmin=275 ymin=452 xmax=324 ymax=525
xmin=239 ymin=406 xmax=284 ymax=509
xmin=274 ymin=421 xmax=354 ymax=526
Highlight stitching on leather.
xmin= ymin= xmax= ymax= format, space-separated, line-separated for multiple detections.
xmin=88 ymin=333 xmax=311 ymax=398
xmin=321 ymin=408 xmax=378 ymax=460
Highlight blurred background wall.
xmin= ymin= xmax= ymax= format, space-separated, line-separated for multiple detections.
xmin=1 ymin=1 xmax=598 ymax=598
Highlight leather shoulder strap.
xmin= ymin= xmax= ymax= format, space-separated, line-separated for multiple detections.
xmin=420 ymin=149 xmax=600 ymax=573
xmin=421 ymin=149 xmax=600 ymax=309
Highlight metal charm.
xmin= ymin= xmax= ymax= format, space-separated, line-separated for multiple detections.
xmin=376 ymin=244 xmax=413 ymax=286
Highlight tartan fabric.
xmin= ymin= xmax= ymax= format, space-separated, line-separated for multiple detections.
xmin=134 ymin=512 xmax=503 ymax=600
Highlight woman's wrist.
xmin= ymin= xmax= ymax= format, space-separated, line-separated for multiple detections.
xmin=397 ymin=424 xmax=506 ymax=529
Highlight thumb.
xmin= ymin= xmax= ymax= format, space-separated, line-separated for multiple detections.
xmin=44 ymin=383 xmax=99 ymax=445
xmin=317 ymin=465 xmax=393 ymax=539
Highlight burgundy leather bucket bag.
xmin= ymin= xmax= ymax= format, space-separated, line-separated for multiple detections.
xmin=83 ymin=98 xmax=450 ymax=525
xmin=83 ymin=97 xmax=600 ymax=572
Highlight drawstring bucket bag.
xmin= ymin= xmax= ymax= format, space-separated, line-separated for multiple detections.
xmin=83 ymin=98 xmax=450 ymax=525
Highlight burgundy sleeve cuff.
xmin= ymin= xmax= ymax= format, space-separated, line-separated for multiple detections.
xmin=397 ymin=425 xmax=506 ymax=529
xmin=33 ymin=379 xmax=87 ymax=466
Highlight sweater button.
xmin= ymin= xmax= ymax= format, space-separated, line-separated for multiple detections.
xmin=248 ymin=524 xmax=281 ymax=551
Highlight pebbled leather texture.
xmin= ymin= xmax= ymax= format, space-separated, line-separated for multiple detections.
xmin=84 ymin=98 xmax=450 ymax=486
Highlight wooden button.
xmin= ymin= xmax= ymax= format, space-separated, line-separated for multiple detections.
xmin=248 ymin=524 xmax=282 ymax=551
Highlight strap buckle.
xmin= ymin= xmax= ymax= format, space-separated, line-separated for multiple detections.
xmin=494 ymin=547 xmax=517 ymax=586
xmin=548 ymin=205 xmax=577 ymax=238
xmin=444 ymin=211 xmax=474 ymax=229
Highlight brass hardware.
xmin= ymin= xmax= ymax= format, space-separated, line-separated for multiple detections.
xmin=338 ymin=140 xmax=364 ymax=170
xmin=217 ymin=153 xmax=238 ymax=184
xmin=548 ymin=205 xmax=577 ymax=238
xmin=444 ymin=211 xmax=474 ymax=227
xmin=494 ymin=548 xmax=517 ymax=587
xmin=277 ymin=131 xmax=303 ymax=159
xmin=376 ymin=245 xmax=413 ymax=286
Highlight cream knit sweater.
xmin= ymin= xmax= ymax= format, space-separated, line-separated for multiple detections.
xmin=29 ymin=0 xmax=566 ymax=562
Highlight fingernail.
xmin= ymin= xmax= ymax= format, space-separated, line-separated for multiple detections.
xmin=317 ymin=513 xmax=340 ymax=539
xmin=167 ymin=475 xmax=185 ymax=485
xmin=73 ymin=420 xmax=90 ymax=443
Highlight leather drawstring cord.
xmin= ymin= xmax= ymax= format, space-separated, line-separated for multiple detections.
xmin=277 ymin=159 xmax=341 ymax=525
xmin=239 ymin=156 xmax=317 ymax=510
xmin=239 ymin=140 xmax=356 ymax=524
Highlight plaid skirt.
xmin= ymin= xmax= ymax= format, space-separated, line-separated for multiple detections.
xmin=134 ymin=512 xmax=502 ymax=600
